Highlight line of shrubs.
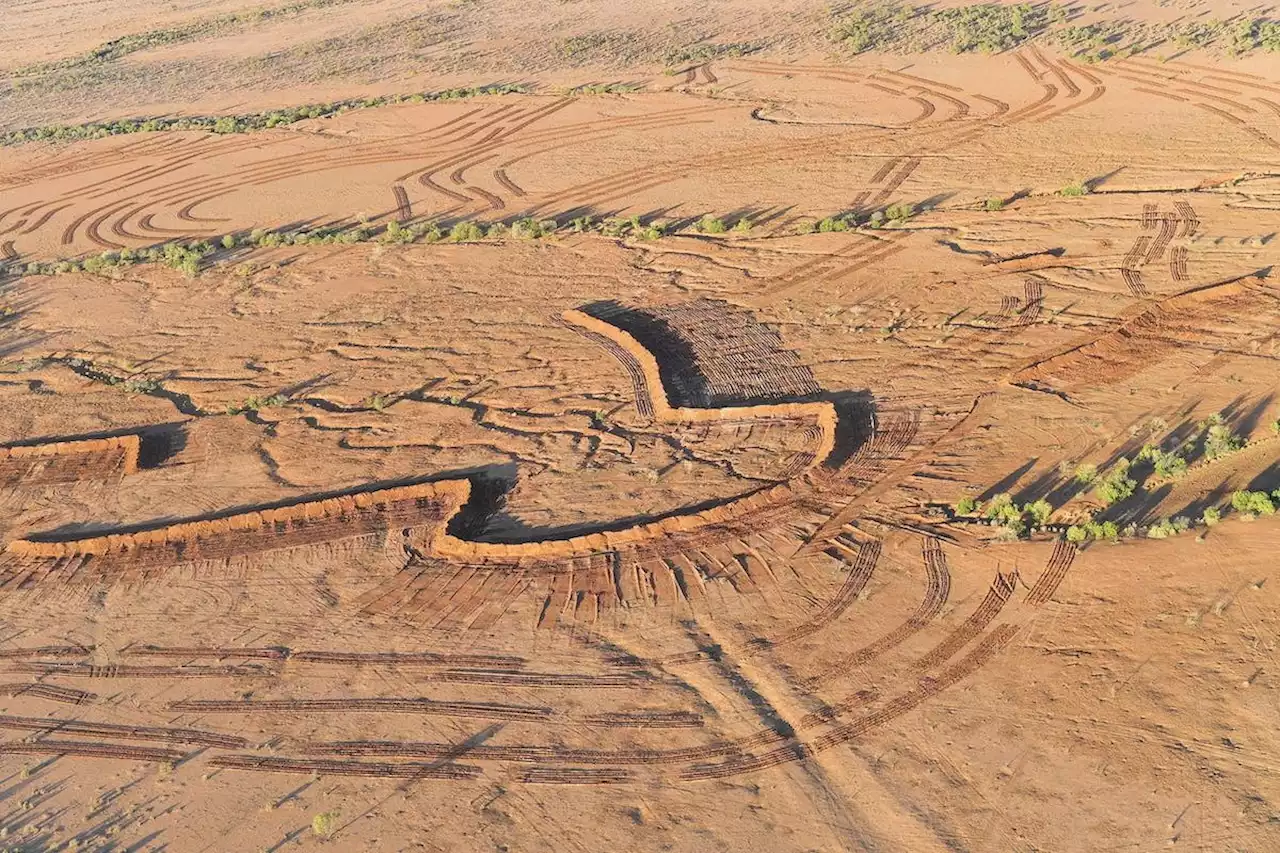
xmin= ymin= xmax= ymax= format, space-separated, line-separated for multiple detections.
xmin=1 ymin=85 xmax=528 ymax=147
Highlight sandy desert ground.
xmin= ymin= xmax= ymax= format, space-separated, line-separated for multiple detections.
xmin=0 ymin=1 xmax=1279 ymax=851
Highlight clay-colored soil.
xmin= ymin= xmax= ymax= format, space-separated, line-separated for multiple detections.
xmin=1 ymin=1 xmax=1279 ymax=851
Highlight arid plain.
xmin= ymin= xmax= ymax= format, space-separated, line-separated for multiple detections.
xmin=1 ymin=1 xmax=1279 ymax=851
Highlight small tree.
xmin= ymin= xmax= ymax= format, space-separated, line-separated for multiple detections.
xmin=312 ymin=810 xmax=339 ymax=840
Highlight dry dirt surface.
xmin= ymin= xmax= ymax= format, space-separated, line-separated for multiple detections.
xmin=1 ymin=1 xmax=1280 ymax=852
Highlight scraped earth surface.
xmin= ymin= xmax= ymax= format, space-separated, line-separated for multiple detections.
xmin=1 ymin=6 xmax=1280 ymax=852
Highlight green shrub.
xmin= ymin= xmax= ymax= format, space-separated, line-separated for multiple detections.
xmin=1202 ymin=415 xmax=1243 ymax=461
xmin=1231 ymin=490 xmax=1275 ymax=516
xmin=1025 ymin=498 xmax=1052 ymax=526
xmin=1066 ymin=525 xmax=1087 ymax=544
xmin=984 ymin=197 xmax=1005 ymax=211
xmin=1137 ymin=443 xmax=1187 ymax=479
xmin=934 ymin=3 xmax=1048 ymax=53
xmin=831 ymin=4 xmax=914 ymax=53
xmin=227 ymin=394 xmax=287 ymax=415
xmin=732 ymin=217 xmax=753 ymax=233
xmin=697 ymin=216 xmax=727 ymax=234
xmin=1059 ymin=181 xmax=1089 ymax=197
xmin=449 ymin=221 xmax=486 ymax=242
xmin=816 ymin=216 xmax=851 ymax=233
xmin=955 ymin=496 xmax=979 ymax=515
xmin=1073 ymin=463 xmax=1098 ymax=484
xmin=1202 ymin=506 xmax=1221 ymax=526
xmin=1094 ymin=460 xmax=1136 ymax=506
xmin=312 ymin=810 xmax=339 ymax=840
xmin=885 ymin=202 xmax=915 ymax=223
xmin=512 ymin=218 xmax=555 ymax=239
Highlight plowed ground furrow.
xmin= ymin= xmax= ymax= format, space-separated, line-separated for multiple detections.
xmin=1193 ymin=102 xmax=1247 ymax=126
xmin=583 ymin=711 xmax=704 ymax=728
xmin=0 ymin=683 xmax=95 ymax=704
xmin=1142 ymin=203 xmax=1158 ymax=230
xmin=422 ymin=174 xmax=471 ymax=203
xmin=8 ymin=662 xmax=274 ymax=678
xmin=915 ymin=87 xmax=971 ymax=118
xmin=493 ymin=168 xmax=526 ymax=197
xmin=885 ymin=70 xmax=964 ymax=92
xmin=125 ymin=645 xmax=288 ymax=660
xmin=1176 ymin=89 xmax=1256 ymax=113
xmin=170 ymin=697 xmax=554 ymax=721
xmin=996 ymin=295 xmax=1019 ymax=320
xmin=137 ymin=213 xmax=196 ymax=235
xmin=868 ymin=157 xmax=902 ymax=184
xmin=915 ymin=571 xmax=1017 ymax=671
xmin=520 ymin=767 xmax=633 ymax=784
xmin=0 ymin=740 xmax=185 ymax=763
xmin=1123 ymin=236 xmax=1151 ymax=270
xmin=1146 ymin=215 xmax=1177 ymax=263
xmin=210 ymin=755 xmax=480 ymax=779
xmin=1122 ymin=268 xmax=1149 ymax=298
xmin=430 ymin=670 xmax=646 ymax=688
xmin=1170 ymin=246 xmax=1189 ymax=281
xmin=752 ymin=540 xmax=879 ymax=648
xmin=0 ymin=449 xmax=130 ymax=488
xmin=1256 ymin=98 xmax=1280 ymax=118
xmin=0 ymin=645 xmax=89 ymax=659
xmin=310 ymin=740 xmax=716 ymax=765
xmin=908 ymin=96 xmax=936 ymax=123
xmin=466 ymin=185 xmax=505 ymax=210
xmin=807 ymin=534 xmax=950 ymax=684
xmin=291 ymin=650 xmax=523 ymax=668
xmin=85 ymin=202 xmax=131 ymax=248
xmin=0 ymin=241 xmax=15 ymax=261
xmin=1035 ymin=48 xmax=1080 ymax=98
xmin=0 ymin=714 xmax=246 ymax=748
xmin=865 ymin=82 xmax=905 ymax=96
xmin=392 ymin=184 xmax=412 ymax=220
xmin=1024 ymin=540 xmax=1077 ymax=606
xmin=1174 ymin=201 xmax=1199 ymax=237
xmin=869 ymin=157 xmax=921 ymax=204
xmin=1017 ymin=278 xmax=1043 ymax=326
xmin=701 ymin=64 xmax=718 ymax=85
xmin=684 ymin=624 xmax=1020 ymax=780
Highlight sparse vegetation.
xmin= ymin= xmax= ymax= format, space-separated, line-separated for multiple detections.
xmin=1231 ymin=489 xmax=1276 ymax=518
xmin=984 ymin=197 xmax=1005 ymax=211
xmin=1201 ymin=414 xmax=1244 ymax=461
xmin=2 ymin=84 xmax=528 ymax=147
xmin=312 ymin=810 xmax=340 ymax=840
xmin=1137 ymin=443 xmax=1188 ymax=480
xmin=696 ymin=216 xmax=728 ymax=234
xmin=934 ymin=3 xmax=1048 ymax=53
xmin=1094 ymin=460 xmax=1137 ymax=507
xmin=1059 ymin=181 xmax=1090 ymax=197
xmin=831 ymin=4 xmax=916 ymax=53
xmin=227 ymin=394 xmax=288 ymax=415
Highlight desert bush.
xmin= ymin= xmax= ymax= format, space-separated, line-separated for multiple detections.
xmin=662 ymin=41 xmax=758 ymax=68
xmin=1059 ymin=181 xmax=1089 ymax=197
xmin=449 ymin=221 xmax=486 ymax=242
xmin=955 ymin=496 xmax=980 ymax=515
xmin=1065 ymin=525 xmax=1087 ymax=543
xmin=1231 ymin=490 xmax=1275 ymax=517
xmin=1094 ymin=460 xmax=1136 ymax=506
xmin=816 ymin=216 xmax=852 ymax=233
xmin=2 ymin=84 xmax=528 ymax=147
xmin=1201 ymin=506 xmax=1222 ymax=526
xmin=831 ymin=4 xmax=915 ymax=53
xmin=984 ymin=197 xmax=1005 ymax=211
xmin=1137 ymin=443 xmax=1188 ymax=479
xmin=1073 ymin=463 xmax=1098 ymax=484
xmin=227 ymin=394 xmax=287 ymax=415
xmin=934 ymin=3 xmax=1048 ymax=53
xmin=511 ymin=218 xmax=556 ymax=239
xmin=696 ymin=216 xmax=727 ymax=234
xmin=885 ymin=202 xmax=915 ymax=222
xmin=1025 ymin=498 xmax=1053 ymax=526
xmin=312 ymin=810 xmax=339 ymax=840
xmin=1200 ymin=414 xmax=1243 ymax=461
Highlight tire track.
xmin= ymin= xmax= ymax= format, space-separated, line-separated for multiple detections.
xmin=0 ymin=713 xmax=246 ymax=748
xmin=914 ymin=569 xmax=1017 ymax=671
xmin=493 ymin=168 xmax=526 ymax=197
xmin=1016 ymin=276 xmax=1043 ymax=326
xmin=392 ymin=184 xmax=412 ymax=221
xmin=1025 ymin=540 xmax=1077 ymax=606
xmin=0 ymin=683 xmax=95 ymax=704
xmin=169 ymin=697 xmax=555 ymax=722
xmin=807 ymin=535 xmax=951 ymax=685
xmin=210 ymin=754 xmax=480 ymax=779
xmin=748 ymin=538 xmax=879 ymax=650
xmin=0 ymin=740 xmax=185 ymax=763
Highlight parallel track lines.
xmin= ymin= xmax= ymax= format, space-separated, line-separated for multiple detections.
xmin=1025 ymin=540 xmax=1077 ymax=606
